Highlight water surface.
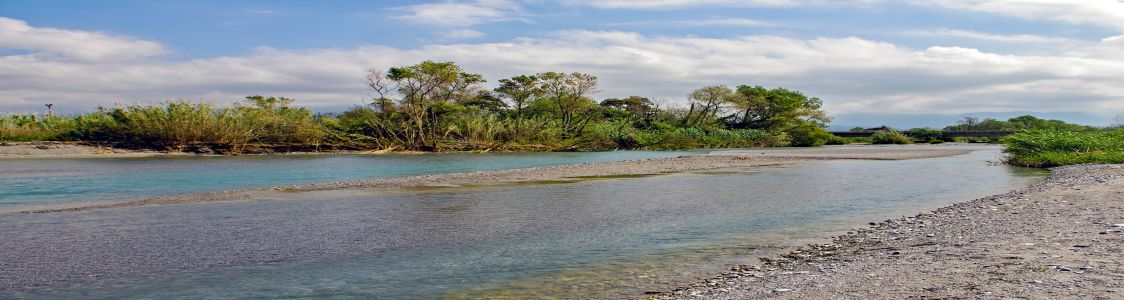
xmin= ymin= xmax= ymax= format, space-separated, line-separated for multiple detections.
xmin=0 ymin=147 xmax=1046 ymax=299
xmin=0 ymin=150 xmax=693 ymax=207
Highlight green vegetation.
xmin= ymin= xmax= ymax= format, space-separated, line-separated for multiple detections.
xmin=2 ymin=60 xmax=833 ymax=153
xmin=1002 ymin=129 xmax=1124 ymax=167
xmin=944 ymin=115 xmax=1094 ymax=131
xmin=870 ymin=130 xmax=911 ymax=144
xmin=830 ymin=115 xmax=1097 ymax=146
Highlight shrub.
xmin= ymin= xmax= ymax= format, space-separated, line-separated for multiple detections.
xmin=787 ymin=123 xmax=832 ymax=147
xmin=907 ymin=128 xmax=943 ymax=143
xmin=1002 ymin=129 xmax=1124 ymax=167
xmin=871 ymin=130 xmax=911 ymax=144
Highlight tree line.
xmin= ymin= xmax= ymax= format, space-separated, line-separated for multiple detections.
xmin=1 ymin=60 xmax=834 ymax=153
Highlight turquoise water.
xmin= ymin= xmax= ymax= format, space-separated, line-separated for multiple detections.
xmin=0 ymin=148 xmax=1048 ymax=299
xmin=0 ymin=150 xmax=694 ymax=207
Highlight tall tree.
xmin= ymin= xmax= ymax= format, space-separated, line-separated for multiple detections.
xmin=494 ymin=75 xmax=542 ymax=122
xmin=683 ymin=85 xmax=743 ymax=127
xmin=730 ymin=85 xmax=829 ymax=132
xmin=365 ymin=61 xmax=484 ymax=147
xmin=538 ymin=72 xmax=600 ymax=134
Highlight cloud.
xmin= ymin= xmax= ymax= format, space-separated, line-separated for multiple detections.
xmin=391 ymin=0 xmax=526 ymax=27
xmin=245 ymin=9 xmax=276 ymax=14
xmin=437 ymin=29 xmax=487 ymax=39
xmin=612 ymin=18 xmax=772 ymax=27
xmin=562 ymin=0 xmax=803 ymax=9
xmin=1 ymin=17 xmax=1123 ymax=117
xmin=916 ymin=0 xmax=1124 ymax=33
xmin=900 ymin=28 xmax=1074 ymax=44
xmin=0 ymin=17 xmax=167 ymax=61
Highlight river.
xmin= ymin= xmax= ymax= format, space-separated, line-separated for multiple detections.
xmin=0 ymin=146 xmax=1045 ymax=299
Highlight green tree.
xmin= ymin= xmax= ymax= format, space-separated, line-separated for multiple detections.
xmin=729 ymin=85 xmax=830 ymax=132
xmin=537 ymin=72 xmax=600 ymax=135
xmin=494 ymin=75 xmax=542 ymax=121
xmin=366 ymin=61 xmax=484 ymax=148
xmin=683 ymin=85 xmax=742 ymax=127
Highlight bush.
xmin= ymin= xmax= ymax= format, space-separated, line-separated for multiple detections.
xmin=787 ymin=123 xmax=832 ymax=147
xmin=871 ymin=130 xmax=911 ymax=144
xmin=907 ymin=128 xmax=943 ymax=143
xmin=0 ymin=114 xmax=75 ymax=141
xmin=1002 ymin=129 xmax=1124 ymax=167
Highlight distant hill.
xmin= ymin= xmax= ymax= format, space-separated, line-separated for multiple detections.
xmin=828 ymin=111 xmax=1116 ymax=131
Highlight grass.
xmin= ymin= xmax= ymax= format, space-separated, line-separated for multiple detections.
xmin=1002 ymin=129 xmax=1124 ymax=167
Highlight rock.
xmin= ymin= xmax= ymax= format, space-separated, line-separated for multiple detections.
xmin=773 ymin=288 xmax=791 ymax=293
xmin=1073 ymin=244 xmax=1091 ymax=248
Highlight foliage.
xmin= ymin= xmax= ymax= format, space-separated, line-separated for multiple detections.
xmin=871 ymin=130 xmax=911 ymax=144
xmin=944 ymin=115 xmax=1093 ymax=131
xmin=906 ymin=127 xmax=943 ymax=142
xmin=5 ymin=61 xmax=847 ymax=152
xmin=787 ymin=123 xmax=833 ymax=147
xmin=1002 ymin=129 xmax=1124 ymax=167
xmin=0 ymin=114 xmax=76 ymax=141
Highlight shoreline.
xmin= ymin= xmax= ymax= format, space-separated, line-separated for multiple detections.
xmin=5 ymin=145 xmax=973 ymax=214
xmin=654 ymin=164 xmax=1124 ymax=299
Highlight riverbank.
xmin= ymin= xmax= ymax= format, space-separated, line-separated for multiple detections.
xmin=655 ymin=164 xmax=1124 ymax=299
xmin=0 ymin=141 xmax=173 ymax=158
xmin=7 ymin=145 xmax=972 ymax=214
xmin=0 ymin=141 xmax=428 ymax=158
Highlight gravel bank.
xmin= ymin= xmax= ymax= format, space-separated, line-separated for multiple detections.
xmin=0 ymin=141 xmax=168 ymax=158
xmin=655 ymin=164 xmax=1124 ymax=299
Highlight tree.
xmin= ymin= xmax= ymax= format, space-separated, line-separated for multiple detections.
xmin=365 ymin=61 xmax=484 ymax=148
xmin=537 ymin=72 xmax=600 ymax=135
xmin=683 ymin=85 xmax=742 ymax=127
xmin=600 ymin=96 xmax=655 ymax=118
xmin=494 ymin=74 xmax=542 ymax=137
xmin=728 ymin=85 xmax=830 ymax=133
xmin=458 ymin=90 xmax=507 ymax=112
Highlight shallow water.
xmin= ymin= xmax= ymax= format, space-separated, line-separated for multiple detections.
xmin=0 ymin=147 xmax=1047 ymax=299
xmin=0 ymin=150 xmax=694 ymax=207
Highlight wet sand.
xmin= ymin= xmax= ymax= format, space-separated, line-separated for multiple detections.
xmin=655 ymin=164 xmax=1124 ymax=299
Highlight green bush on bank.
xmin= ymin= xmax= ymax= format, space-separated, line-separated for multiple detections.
xmin=0 ymin=114 xmax=75 ymax=141
xmin=1002 ymin=129 xmax=1124 ymax=167
xmin=871 ymin=130 xmax=911 ymax=144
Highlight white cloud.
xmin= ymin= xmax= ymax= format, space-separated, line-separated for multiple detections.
xmin=2 ymin=17 xmax=1123 ymax=117
xmin=613 ymin=18 xmax=771 ymax=27
xmin=900 ymin=28 xmax=1073 ymax=44
xmin=562 ymin=0 xmax=803 ymax=9
xmin=0 ymin=17 xmax=167 ymax=61
xmin=391 ymin=0 xmax=526 ymax=27
xmin=437 ymin=29 xmax=487 ymax=39
xmin=916 ymin=0 xmax=1124 ymax=33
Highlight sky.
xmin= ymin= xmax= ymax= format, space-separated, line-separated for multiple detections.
xmin=2 ymin=0 xmax=1123 ymax=126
